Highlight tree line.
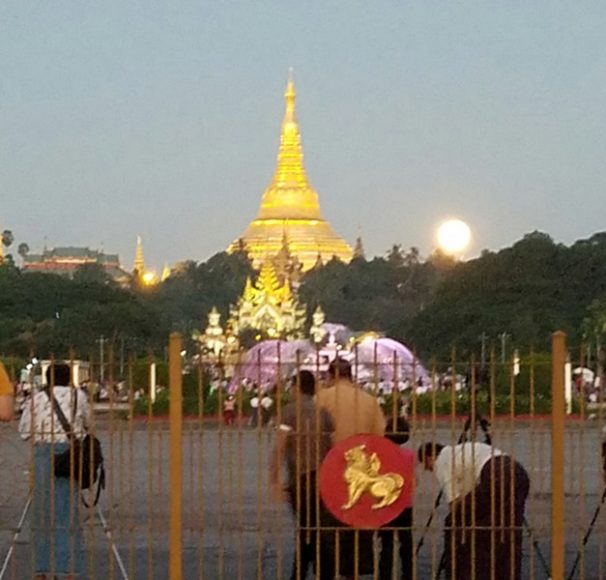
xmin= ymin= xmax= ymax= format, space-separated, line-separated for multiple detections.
xmin=0 ymin=231 xmax=605 ymax=360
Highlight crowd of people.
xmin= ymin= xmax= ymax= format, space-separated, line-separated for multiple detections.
xmin=268 ymin=358 xmax=531 ymax=580
xmin=0 ymin=356 xmax=533 ymax=579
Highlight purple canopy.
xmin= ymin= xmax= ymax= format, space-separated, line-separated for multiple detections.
xmin=346 ymin=337 xmax=430 ymax=386
xmin=229 ymin=340 xmax=316 ymax=391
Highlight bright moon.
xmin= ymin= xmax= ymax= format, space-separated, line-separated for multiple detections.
xmin=436 ymin=219 xmax=472 ymax=255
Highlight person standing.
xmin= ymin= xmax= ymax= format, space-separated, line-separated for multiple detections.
xmin=316 ymin=358 xmax=386 ymax=579
xmin=223 ymin=395 xmax=236 ymax=426
xmin=269 ymin=370 xmax=334 ymax=580
xmin=379 ymin=417 xmax=414 ymax=580
xmin=19 ymin=363 xmax=92 ymax=580
xmin=249 ymin=390 xmax=260 ymax=427
xmin=0 ymin=361 xmax=14 ymax=421
xmin=316 ymin=358 xmax=385 ymax=444
xmin=260 ymin=391 xmax=274 ymax=427
xmin=418 ymin=441 xmax=530 ymax=580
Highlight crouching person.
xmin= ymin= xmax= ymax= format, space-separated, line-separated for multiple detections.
xmin=418 ymin=441 xmax=530 ymax=580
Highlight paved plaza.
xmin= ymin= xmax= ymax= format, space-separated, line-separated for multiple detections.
xmin=1 ymin=419 xmax=606 ymax=579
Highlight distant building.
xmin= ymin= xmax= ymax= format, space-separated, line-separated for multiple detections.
xmin=22 ymin=246 xmax=129 ymax=282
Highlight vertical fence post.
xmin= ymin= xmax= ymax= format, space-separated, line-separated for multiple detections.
xmin=552 ymin=330 xmax=566 ymax=580
xmin=169 ymin=332 xmax=183 ymax=580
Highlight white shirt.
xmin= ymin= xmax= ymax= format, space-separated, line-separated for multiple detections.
xmin=261 ymin=396 xmax=273 ymax=410
xmin=19 ymin=386 xmax=91 ymax=443
xmin=434 ymin=442 xmax=503 ymax=503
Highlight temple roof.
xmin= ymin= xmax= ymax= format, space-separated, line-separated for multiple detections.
xmin=229 ymin=73 xmax=352 ymax=271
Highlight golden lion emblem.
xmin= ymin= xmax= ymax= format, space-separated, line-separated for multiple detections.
xmin=341 ymin=444 xmax=404 ymax=510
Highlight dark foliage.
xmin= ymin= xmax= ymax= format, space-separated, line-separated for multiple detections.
xmin=1 ymin=233 xmax=605 ymax=360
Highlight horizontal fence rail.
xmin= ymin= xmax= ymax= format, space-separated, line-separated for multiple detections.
xmin=0 ymin=332 xmax=604 ymax=578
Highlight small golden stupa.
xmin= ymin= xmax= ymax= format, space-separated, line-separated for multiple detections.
xmin=229 ymin=73 xmax=352 ymax=271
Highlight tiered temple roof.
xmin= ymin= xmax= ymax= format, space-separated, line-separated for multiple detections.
xmin=228 ymin=259 xmax=305 ymax=339
xmin=22 ymin=246 xmax=127 ymax=281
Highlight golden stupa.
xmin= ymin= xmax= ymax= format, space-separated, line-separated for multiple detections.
xmin=229 ymin=73 xmax=352 ymax=270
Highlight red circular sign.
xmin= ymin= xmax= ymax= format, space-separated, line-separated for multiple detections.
xmin=319 ymin=434 xmax=415 ymax=529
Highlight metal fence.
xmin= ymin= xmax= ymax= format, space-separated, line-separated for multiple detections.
xmin=0 ymin=331 xmax=605 ymax=579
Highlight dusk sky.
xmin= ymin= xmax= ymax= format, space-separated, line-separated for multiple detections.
xmin=1 ymin=2 xmax=605 ymax=271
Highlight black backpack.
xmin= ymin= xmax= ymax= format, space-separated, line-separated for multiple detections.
xmin=45 ymin=388 xmax=106 ymax=506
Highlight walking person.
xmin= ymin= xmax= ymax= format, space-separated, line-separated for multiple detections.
xmin=249 ymin=390 xmax=260 ymax=427
xmin=268 ymin=370 xmax=334 ymax=579
xmin=19 ymin=363 xmax=92 ymax=579
xmin=0 ymin=361 xmax=14 ymax=421
xmin=418 ymin=441 xmax=530 ymax=580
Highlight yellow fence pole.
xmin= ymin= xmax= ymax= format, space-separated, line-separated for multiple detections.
xmin=169 ymin=332 xmax=183 ymax=580
xmin=551 ymin=330 xmax=566 ymax=580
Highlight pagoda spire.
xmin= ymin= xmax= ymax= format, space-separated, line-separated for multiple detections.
xmin=256 ymin=72 xmax=322 ymax=221
xmin=353 ymin=235 xmax=366 ymax=260
xmin=272 ymin=70 xmax=308 ymax=188
xmin=228 ymin=72 xmax=353 ymax=270
xmin=134 ymin=235 xmax=145 ymax=274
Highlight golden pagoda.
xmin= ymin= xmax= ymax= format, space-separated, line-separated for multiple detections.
xmin=133 ymin=236 xmax=158 ymax=286
xmin=134 ymin=235 xmax=145 ymax=275
xmin=228 ymin=73 xmax=352 ymax=270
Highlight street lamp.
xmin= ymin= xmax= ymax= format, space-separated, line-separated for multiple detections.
xmin=96 ymin=336 xmax=108 ymax=382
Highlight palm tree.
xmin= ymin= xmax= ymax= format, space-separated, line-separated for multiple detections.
xmin=2 ymin=230 xmax=14 ymax=250
xmin=17 ymin=242 xmax=30 ymax=267
xmin=0 ymin=230 xmax=14 ymax=263
xmin=18 ymin=242 xmax=29 ymax=259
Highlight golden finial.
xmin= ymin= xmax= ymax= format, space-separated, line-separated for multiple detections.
xmin=285 ymin=68 xmax=295 ymax=114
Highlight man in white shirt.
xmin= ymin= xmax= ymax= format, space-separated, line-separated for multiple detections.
xmin=249 ymin=392 xmax=260 ymax=427
xmin=418 ymin=441 xmax=529 ymax=580
xmin=260 ymin=393 xmax=273 ymax=426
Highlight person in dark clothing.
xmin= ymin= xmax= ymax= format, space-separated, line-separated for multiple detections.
xmin=379 ymin=416 xmax=414 ymax=580
xmin=418 ymin=442 xmax=530 ymax=580
xmin=269 ymin=370 xmax=334 ymax=580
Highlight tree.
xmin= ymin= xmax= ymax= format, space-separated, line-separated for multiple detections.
xmin=403 ymin=246 xmax=421 ymax=268
xmin=1 ymin=230 xmax=14 ymax=250
xmin=73 ymin=263 xmax=114 ymax=286
xmin=404 ymin=231 xmax=606 ymax=357
xmin=386 ymin=244 xmax=404 ymax=268
xmin=1 ymin=230 xmax=14 ymax=264
xmin=17 ymin=242 xmax=30 ymax=259
xmin=150 ymin=251 xmax=254 ymax=339
xmin=585 ymin=295 xmax=606 ymax=340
